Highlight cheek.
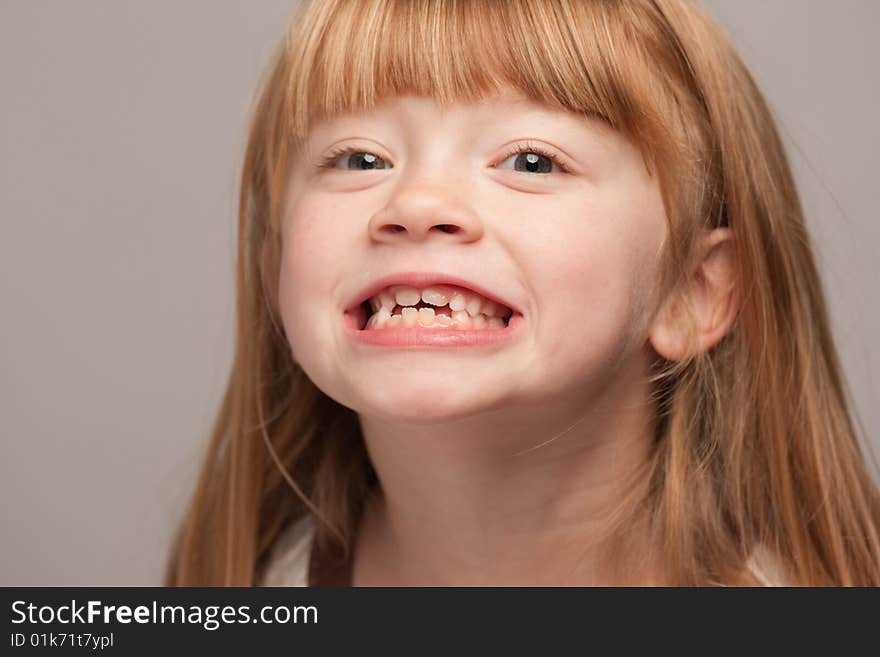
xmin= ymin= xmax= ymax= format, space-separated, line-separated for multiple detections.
xmin=277 ymin=198 xmax=348 ymax=362
xmin=519 ymin=193 xmax=664 ymax=384
xmin=280 ymin=197 xmax=347 ymax=283
xmin=543 ymin=238 xmax=640 ymax=364
xmin=277 ymin=243 xmax=311 ymax=360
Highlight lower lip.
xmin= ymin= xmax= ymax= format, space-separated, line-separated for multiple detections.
xmin=343 ymin=309 xmax=525 ymax=348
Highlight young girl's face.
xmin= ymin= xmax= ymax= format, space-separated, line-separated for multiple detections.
xmin=278 ymin=86 xmax=668 ymax=423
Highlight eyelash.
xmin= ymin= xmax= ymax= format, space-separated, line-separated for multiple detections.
xmin=317 ymin=140 xmax=572 ymax=174
xmin=498 ymin=141 xmax=572 ymax=174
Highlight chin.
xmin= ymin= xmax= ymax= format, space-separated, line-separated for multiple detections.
xmin=360 ymin=384 xmax=494 ymax=424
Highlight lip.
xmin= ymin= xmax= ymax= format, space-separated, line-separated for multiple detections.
xmin=344 ymin=310 xmax=525 ymax=348
xmin=343 ymin=271 xmax=523 ymax=317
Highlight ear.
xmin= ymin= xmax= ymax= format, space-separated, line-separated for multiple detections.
xmin=648 ymin=228 xmax=738 ymax=361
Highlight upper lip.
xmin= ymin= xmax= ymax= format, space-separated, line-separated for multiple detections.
xmin=345 ymin=271 xmax=522 ymax=315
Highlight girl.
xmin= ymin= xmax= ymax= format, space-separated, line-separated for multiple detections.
xmin=165 ymin=0 xmax=880 ymax=586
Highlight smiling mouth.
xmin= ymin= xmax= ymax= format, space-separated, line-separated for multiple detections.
xmin=352 ymin=283 xmax=514 ymax=331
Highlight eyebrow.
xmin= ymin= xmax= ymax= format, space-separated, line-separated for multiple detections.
xmin=303 ymin=100 xmax=615 ymax=168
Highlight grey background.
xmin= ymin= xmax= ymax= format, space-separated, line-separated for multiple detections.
xmin=2 ymin=1 xmax=877 ymax=585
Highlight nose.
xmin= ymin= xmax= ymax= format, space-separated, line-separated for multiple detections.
xmin=367 ymin=178 xmax=484 ymax=244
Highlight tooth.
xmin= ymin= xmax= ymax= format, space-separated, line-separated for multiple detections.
xmin=434 ymin=314 xmax=452 ymax=327
xmin=482 ymin=300 xmax=500 ymax=317
xmin=365 ymin=314 xmax=378 ymax=330
xmin=417 ymin=307 xmax=436 ymax=326
xmin=488 ymin=316 xmax=505 ymax=329
xmin=465 ymin=294 xmax=482 ymax=317
xmin=448 ymin=292 xmax=467 ymax=312
xmin=369 ymin=290 xmax=395 ymax=312
xmin=393 ymin=286 xmax=421 ymax=306
xmin=421 ymin=287 xmax=448 ymax=306
xmin=374 ymin=307 xmax=391 ymax=328
xmin=471 ymin=313 xmax=486 ymax=329
xmin=379 ymin=291 xmax=395 ymax=311
xmin=386 ymin=315 xmax=402 ymax=329
xmin=401 ymin=306 xmax=418 ymax=327
xmin=451 ymin=310 xmax=471 ymax=328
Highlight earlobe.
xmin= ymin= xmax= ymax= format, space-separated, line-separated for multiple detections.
xmin=648 ymin=292 xmax=692 ymax=361
xmin=648 ymin=228 xmax=738 ymax=361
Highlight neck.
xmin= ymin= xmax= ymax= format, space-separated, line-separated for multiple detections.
xmin=352 ymin=348 xmax=664 ymax=586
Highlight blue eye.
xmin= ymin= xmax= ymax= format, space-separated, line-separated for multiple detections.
xmin=318 ymin=148 xmax=391 ymax=170
xmin=317 ymin=140 xmax=571 ymax=174
xmin=495 ymin=143 xmax=569 ymax=174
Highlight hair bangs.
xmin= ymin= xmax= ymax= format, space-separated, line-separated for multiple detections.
xmin=283 ymin=0 xmax=672 ymax=156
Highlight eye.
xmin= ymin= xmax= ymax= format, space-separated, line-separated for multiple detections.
xmin=495 ymin=141 xmax=571 ymax=175
xmin=317 ymin=146 xmax=391 ymax=171
xmin=316 ymin=140 xmax=572 ymax=174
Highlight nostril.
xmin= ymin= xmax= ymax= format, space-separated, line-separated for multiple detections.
xmin=436 ymin=224 xmax=458 ymax=233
